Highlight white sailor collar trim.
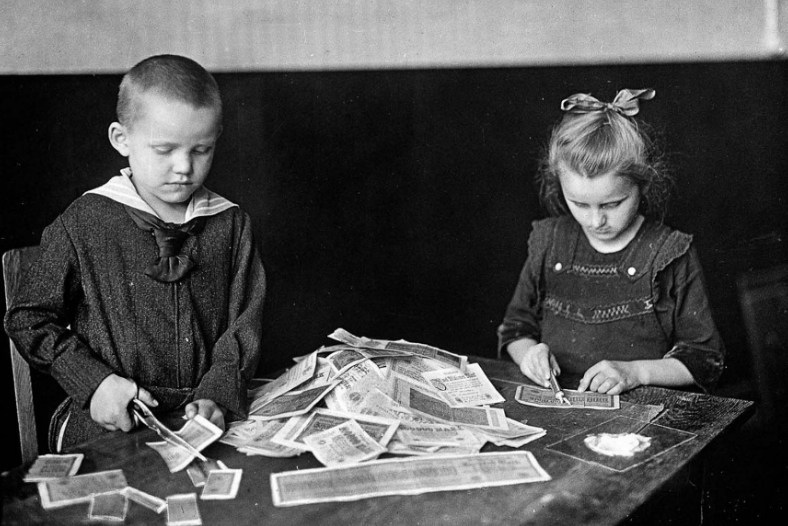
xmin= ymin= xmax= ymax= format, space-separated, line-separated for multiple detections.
xmin=84 ymin=168 xmax=237 ymax=223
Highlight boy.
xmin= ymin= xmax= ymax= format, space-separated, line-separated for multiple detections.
xmin=5 ymin=55 xmax=265 ymax=450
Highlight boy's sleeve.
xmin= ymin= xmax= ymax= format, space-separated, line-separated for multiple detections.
xmin=3 ymin=217 xmax=115 ymax=407
xmin=496 ymin=221 xmax=550 ymax=357
xmin=661 ymin=247 xmax=726 ymax=392
xmin=192 ymin=211 xmax=265 ymax=417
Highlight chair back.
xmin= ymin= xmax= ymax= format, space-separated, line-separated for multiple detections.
xmin=737 ymin=263 xmax=788 ymax=430
xmin=3 ymin=246 xmax=41 ymax=465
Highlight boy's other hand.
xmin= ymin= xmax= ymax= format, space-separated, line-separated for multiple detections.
xmin=577 ymin=360 xmax=641 ymax=395
xmin=90 ymin=373 xmax=158 ymax=432
xmin=184 ymin=399 xmax=226 ymax=431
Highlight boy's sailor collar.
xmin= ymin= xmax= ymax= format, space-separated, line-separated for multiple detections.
xmin=83 ymin=168 xmax=237 ymax=223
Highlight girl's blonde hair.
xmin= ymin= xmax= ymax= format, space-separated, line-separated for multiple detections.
xmin=536 ymin=94 xmax=673 ymax=221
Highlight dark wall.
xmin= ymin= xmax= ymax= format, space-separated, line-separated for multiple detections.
xmin=2 ymin=61 xmax=786 ymax=470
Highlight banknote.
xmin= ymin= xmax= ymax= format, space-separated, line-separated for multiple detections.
xmin=515 ymin=385 xmax=620 ymax=410
xmin=321 ymin=359 xmax=386 ymax=413
xmin=166 ymin=493 xmax=202 ymax=526
xmin=88 ymin=490 xmax=128 ymax=521
xmin=248 ymin=383 xmax=337 ymax=421
xmin=38 ymin=469 xmax=128 ymax=509
xmin=271 ymin=451 xmax=550 ymax=506
xmin=201 ymin=469 xmax=243 ymax=500
xmin=327 ymin=328 xmax=467 ymax=371
xmin=325 ymin=348 xmax=368 ymax=374
xmin=303 ymin=420 xmax=387 ymax=466
xmin=186 ymin=458 xmax=227 ymax=487
xmin=291 ymin=358 xmax=335 ymax=391
xmin=248 ymin=350 xmax=318 ymax=412
xmin=394 ymin=422 xmax=483 ymax=448
xmin=472 ymin=418 xmax=547 ymax=447
xmin=123 ymin=486 xmax=166 ymax=513
xmin=273 ymin=407 xmax=399 ymax=450
xmin=391 ymin=377 xmax=509 ymax=430
xmin=24 ymin=453 xmax=83 ymax=482
xmin=422 ymin=363 xmax=506 ymax=407
xmin=146 ymin=414 xmax=223 ymax=472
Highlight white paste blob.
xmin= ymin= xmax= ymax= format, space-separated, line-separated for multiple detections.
xmin=584 ymin=432 xmax=652 ymax=457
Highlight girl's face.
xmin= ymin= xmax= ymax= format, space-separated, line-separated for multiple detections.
xmin=558 ymin=165 xmax=643 ymax=253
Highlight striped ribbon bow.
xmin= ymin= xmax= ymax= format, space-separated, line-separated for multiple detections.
xmin=560 ymin=88 xmax=655 ymax=117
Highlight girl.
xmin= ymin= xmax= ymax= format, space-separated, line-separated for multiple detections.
xmin=497 ymin=89 xmax=724 ymax=395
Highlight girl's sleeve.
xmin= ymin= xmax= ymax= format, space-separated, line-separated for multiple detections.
xmin=660 ymin=246 xmax=725 ymax=392
xmin=3 ymin=217 xmax=115 ymax=407
xmin=496 ymin=221 xmax=550 ymax=357
xmin=192 ymin=211 xmax=265 ymax=417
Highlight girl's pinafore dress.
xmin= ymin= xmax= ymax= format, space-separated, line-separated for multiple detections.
xmin=540 ymin=217 xmax=686 ymax=374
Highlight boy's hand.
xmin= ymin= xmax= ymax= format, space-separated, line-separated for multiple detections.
xmin=516 ymin=342 xmax=561 ymax=388
xmin=184 ymin=399 xmax=226 ymax=431
xmin=577 ymin=360 xmax=642 ymax=395
xmin=90 ymin=373 xmax=158 ymax=432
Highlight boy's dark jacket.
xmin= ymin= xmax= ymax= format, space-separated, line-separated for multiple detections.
xmin=5 ymin=194 xmax=265 ymax=448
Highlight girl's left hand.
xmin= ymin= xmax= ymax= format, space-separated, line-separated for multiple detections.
xmin=577 ymin=360 xmax=643 ymax=395
xmin=184 ymin=399 xmax=227 ymax=431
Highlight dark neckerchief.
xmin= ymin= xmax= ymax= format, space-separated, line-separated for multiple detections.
xmin=123 ymin=205 xmax=206 ymax=283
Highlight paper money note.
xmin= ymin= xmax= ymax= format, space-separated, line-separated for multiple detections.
xmin=38 ymin=469 xmax=128 ymax=509
xmin=422 ymin=363 xmax=506 ymax=407
xmin=515 ymin=385 xmax=620 ymax=410
xmin=146 ymin=414 xmax=223 ymax=472
xmin=89 ymin=490 xmax=128 ymax=521
xmin=200 ymin=469 xmax=243 ymax=500
xmin=123 ymin=486 xmax=166 ymax=514
xmin=24 ymin=453 xmax=83 ymax=482
xmin=166 ymin=493 xmax=202 ymax=526
xmin=248 ymin=383 xmax=337 ymax=421
xmin=186 ymin=458 xmax=227 ymax=487
xmin=271 ymin=451 xmax=550 ymax=506
xmin=391 ymin=377 xmax=509 ymax=430
xmin=395 ymin=422 xmax=483 ymax=448
xmin=303 ymin=420 xmax=387 ymax=466
xmin=327 ymin=328 xmax=468 ymax=372
xmin=248 ymin=350 xmax=318 ymax=412
xmin=273 ymin=407 xmax=399 ymax=450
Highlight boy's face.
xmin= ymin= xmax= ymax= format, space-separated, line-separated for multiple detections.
xmin=558 ymin=164 xmax=643 ymax=252
xmin=109 ymin=91 xmax=222 ymax=221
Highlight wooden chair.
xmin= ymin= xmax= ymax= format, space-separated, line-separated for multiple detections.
xmin=3 ymin=246 xmax=41 ymax=465
xmin=737 ymin=263 xmax=788 ymax=431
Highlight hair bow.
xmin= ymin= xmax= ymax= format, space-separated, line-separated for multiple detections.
xmin=560 ymin=88 xmax=655 ymax=117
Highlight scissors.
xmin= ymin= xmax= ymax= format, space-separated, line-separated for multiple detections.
xmin=131 ymin=398 xmax=207 ymax=461
xmin=548 ymin=370 xmax=571 ymax=405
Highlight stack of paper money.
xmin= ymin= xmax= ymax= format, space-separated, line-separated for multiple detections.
xmin=28 ymin=454 xmax=166 ymax=520
xmin=29 ymin=445 xmax=242 ymax=523
xmin=222 ymin=328 xmax=546 ymax=467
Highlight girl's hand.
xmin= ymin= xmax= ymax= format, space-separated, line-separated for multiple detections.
xmin=517 ymin=342 xmax=561 ymax=388
xmin=577 ymin=360 xmax=643 ymax=395
xmin=185 ymin=399 xmax=226 ymax=431
xmin=90 ymin=373 xmax=158 ymax=432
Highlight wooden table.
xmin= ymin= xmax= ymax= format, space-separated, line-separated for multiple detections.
xmin=1 ymin=357 xmax=754 ymax=526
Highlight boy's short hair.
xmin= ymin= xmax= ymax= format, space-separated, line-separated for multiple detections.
xmin=117 ymin=54 xmax=222 ymax=129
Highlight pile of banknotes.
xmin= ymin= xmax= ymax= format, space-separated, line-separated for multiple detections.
xmin=221 ymin=328 xmax=547 ymax=467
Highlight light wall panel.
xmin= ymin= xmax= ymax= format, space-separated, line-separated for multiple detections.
xmin=1 ymin=0 xmax=786 ymax=74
